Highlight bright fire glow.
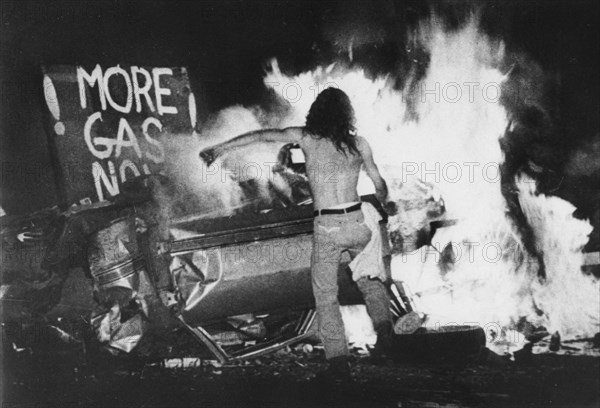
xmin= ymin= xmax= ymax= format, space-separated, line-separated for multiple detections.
xmin=261 ymin=15 xmax=599 ymax=345
xmin=165 ymin=14 xmax=598 ymax=349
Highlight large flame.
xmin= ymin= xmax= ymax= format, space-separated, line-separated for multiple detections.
xmin=163 ymin=14 xmax=598 ymax=347
xmin=261 ymin=15 xmax=598 ymax=344
xmin=518 ymin=175 xmax=599 ymax=337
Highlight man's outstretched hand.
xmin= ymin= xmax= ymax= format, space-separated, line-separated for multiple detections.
xmin=199 ymin=148 xmax=215 ymax=165
xmin=199 ymin=146 xmax=224 ymax=165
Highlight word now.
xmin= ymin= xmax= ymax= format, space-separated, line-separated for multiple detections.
xmin=88 ymin=114 xmax=165 ymax=201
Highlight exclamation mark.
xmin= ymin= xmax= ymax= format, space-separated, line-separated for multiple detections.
xmin=43 ymin=74 xmax=65 ymax=135
xmin=188 ymin=92 xmax=197 ymax=130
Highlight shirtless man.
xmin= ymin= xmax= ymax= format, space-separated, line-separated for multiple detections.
xmin=200 ymin=88 xmax=393 ymax=381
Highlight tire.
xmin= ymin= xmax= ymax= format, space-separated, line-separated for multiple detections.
xmin=389 ymin=325 xmax=486 ymax=363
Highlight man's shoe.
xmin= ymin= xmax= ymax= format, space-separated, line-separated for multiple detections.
xmin=314 ymin=356 xmax=351 ymax=384
xmin=369 ymin=322 xmax=394 ymax=363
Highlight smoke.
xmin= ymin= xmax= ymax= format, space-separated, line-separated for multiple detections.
xmin=153 ymin=99 xmax=303 ymax=223
xmin=156 ymin=131 xmax=241 ymax=220
xmin=154 ymin=107 xmax=261 ymax=221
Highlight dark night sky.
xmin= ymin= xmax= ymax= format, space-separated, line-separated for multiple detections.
xmin=1 ymin=0 xmax=598 ymax=215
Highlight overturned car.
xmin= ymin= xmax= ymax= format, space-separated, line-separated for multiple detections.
xmin=1 ymin=143 xmax=484 ymax=363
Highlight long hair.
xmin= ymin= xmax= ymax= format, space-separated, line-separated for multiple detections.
xmin=305 ymin=88 xmax=359 ymax=155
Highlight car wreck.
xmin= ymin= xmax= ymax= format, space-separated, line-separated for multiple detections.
xmin=1 ymin=134 xmax=485 ymax=364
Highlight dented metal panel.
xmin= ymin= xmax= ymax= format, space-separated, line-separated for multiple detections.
xmin=167 ymin=203 xmax=378 ymax=325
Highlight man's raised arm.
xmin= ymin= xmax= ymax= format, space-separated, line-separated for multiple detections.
xmin=199 ymin=127 xmax=302 ymax=164
xmin=357 ymin=136 xmax=388 ymax=205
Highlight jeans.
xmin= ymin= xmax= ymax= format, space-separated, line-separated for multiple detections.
xmin=311 ymin=209 xmax=392 ymax=360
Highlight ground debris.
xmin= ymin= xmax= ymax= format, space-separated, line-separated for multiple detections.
xmin=3 ymin=340 xmax=599 ymax=408
xmin=549 ymin=331 xmax=561 ymax=351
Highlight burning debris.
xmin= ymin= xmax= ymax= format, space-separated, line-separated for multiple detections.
xmin=260 ymin=15 xmax=599 ymax=350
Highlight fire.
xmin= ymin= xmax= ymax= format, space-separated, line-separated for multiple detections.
xmin=518 ymin=175 xmax=599 ymax=337
xmin=261 ymin=15 xmax=599 ymax=345
xmin=163 ymin=13 xmax=598 ymax=348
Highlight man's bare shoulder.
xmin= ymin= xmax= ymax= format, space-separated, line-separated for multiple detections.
xmin=355 ymin=135 xmax=371 ymax=152
xmin=286 ymin=126 xmax=310 ymax=147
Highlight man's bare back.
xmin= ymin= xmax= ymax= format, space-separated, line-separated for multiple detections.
xmin=298 ymin=129 xmax=362 ymax=209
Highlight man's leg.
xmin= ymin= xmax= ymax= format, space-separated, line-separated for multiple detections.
xmin=311 ymin=227 xmax=347 ymax=360
xmin=356 ymin=277 xmax=393 ymax=338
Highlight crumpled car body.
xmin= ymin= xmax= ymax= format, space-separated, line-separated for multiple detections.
xmin=168 ymin=196 xmax=387 ymax=327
